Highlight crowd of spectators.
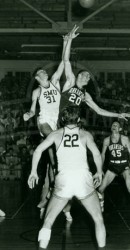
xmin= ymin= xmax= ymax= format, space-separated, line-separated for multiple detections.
xmin=0 ymin=131 xmax=38 ymax=182
xmin=97 ymin=72 xmax=130 ymax=102
xmin=0 ymin=71 xmax=130 ymax=181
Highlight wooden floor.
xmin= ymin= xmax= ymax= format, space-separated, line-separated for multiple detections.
xmin=0 ymin=177 xmax=130 ymax=250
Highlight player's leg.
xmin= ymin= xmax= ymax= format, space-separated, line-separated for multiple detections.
xmin=38 ymin=195 xmax=69 ymax=248
xmin=39 ymin=122 xmax=56 ymax=167
xmin=98 ymin=170 xmax=116 ymax=212
xmin=37 ymin=122 xmax=56 ymax=218
xmin=99 ymin=170 xmax=116 ymax=194
xmin=81 ymin=191 xmax=106 ymax=248
xmin=37 ymin=163 xmax=51 ymax=218
xmin=122 ymin=168 xmax=130 ymax=193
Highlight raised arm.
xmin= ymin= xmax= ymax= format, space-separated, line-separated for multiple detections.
xmin=28 ymin=132 xmax=55 ymax=189
xmin=85 ymin=91 xmax=130 ymax=120
xmin=23 ymin=88 xmax=39 ymax=121
xmin=101 ymin=137 xmax=109 ymax=166
xmin=50 ymin=35 xmax=69 ymax=89
xmin=62 ymin=25 xmax=79 ymax=92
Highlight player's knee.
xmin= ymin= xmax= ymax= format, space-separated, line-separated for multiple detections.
xmin=94 ymin=211 xmax=104 ymax=225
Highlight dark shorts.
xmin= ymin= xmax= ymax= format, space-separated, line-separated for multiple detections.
xmin=108 ymin=162 xmax=129 ymax=175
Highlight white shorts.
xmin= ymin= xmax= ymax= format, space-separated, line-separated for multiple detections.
xmin=53 ymin=169 xmax=95 ymax=200
xmin=37 ymin=116 xmax=58 ymax=131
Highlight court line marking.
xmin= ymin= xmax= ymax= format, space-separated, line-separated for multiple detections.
xmin=108 ymin=195 xmax=130 ymax=231
xmin=10 ymin=196 xmax=30 ymax=220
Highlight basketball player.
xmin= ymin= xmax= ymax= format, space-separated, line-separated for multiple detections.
xmin=59 ymin=25 xmax=130 ymax=123
xmin=24 ymin=26 xmax=79 ymax=220
xmin=28 ymin=106 xmax=106 ymax=250
xmin=23 ymin=50 xmax=63 ymax=167
xmin=58 ymin=25 xmax=130 ymax=217
xmin=98 ymin=121 xmax=130 ymax=211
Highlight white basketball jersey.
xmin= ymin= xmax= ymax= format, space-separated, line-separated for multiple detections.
xmin=38 ymin=82 xmax=61 ymax=120
xmin=57 ymin=126 xmax=89 ymax=172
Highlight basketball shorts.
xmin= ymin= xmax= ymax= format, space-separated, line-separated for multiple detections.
xmin=108 ymin=161 xmax=129 ymax=175
xmin=37 ymin=115 xmax=58 ymax=133
xmin=53 ymin=169 xmax=95 ymax=200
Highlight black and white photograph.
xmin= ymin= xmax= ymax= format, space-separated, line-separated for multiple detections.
xmin=0 ymin=1 xmax=130 ymax=250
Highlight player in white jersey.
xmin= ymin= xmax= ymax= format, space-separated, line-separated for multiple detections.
xmin=28 ymin=106 xmax=106 ymax=250
xmin=36 ymin=81 xmax=61 ymax=137
xmin=23 ymin=26 xmax=79 ymax=165
xmin=24 ymin=26 xmax=80 ymax=219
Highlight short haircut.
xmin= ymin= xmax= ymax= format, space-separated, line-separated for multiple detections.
xmin=61 ymin=106 xmax=80 ymax=125
xmin=77 ymin=70 xmax=90 ymax=77
xmin=32 ymin=67 xmax=44 ymax=77
xmin=112 ymin=120 xmax=121 ymax=127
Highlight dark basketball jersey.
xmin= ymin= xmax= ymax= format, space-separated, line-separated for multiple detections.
xmin=108 ymin=135 xmax=128 ymax=162
xmin=60 ymin=86 xmax=85 ymax=112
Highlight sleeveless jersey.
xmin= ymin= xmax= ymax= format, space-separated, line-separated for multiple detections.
xmin=38 ymin=82 xmax=61 ymax=121
xmin=60 ymin=86 xmax=85 ymax=112
xmin=108 ymin=135 xmax=128 ymax=162
xmin=57 ymin=126 xmax=89 ymax=172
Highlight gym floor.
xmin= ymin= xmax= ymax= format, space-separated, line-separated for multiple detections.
xmin=0 ymin=177 xmax=130 ymax=250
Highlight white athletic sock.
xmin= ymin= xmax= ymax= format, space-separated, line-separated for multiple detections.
xmin=38 ymin=228 xmax=51 ymax=249
xmin=64 ymin=211 xmax=73 ymax=222
xmin=97 ymin=191 xmax=104 ymax=212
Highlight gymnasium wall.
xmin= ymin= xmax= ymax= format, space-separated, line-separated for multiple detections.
xmin=0 ymin=60 xmax=130 ymax=81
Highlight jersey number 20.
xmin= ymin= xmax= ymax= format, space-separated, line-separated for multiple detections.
xmin=69 ymin=94 xmax=81 ymax=106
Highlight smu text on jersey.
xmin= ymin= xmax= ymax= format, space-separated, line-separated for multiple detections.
xmin=43 ymin=89 xmax=58 ymax=98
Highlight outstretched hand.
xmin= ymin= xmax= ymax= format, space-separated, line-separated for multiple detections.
xmin=28 ymin=173 xmax=39 ymax=189
xmin=68 ymin=24 xmax=79 ymax=39
xmin=62 ymin=34 xmax=70 ymax=42
xmin=119 ymin=113 xmax=130 ymax=121
xmin=23 ymin=112 xmax=30 ymax=121
xmin=63 ymin=24 xmax=79 ymax=41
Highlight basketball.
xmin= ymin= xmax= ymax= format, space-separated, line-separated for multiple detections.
xmin=79 ymin=0 xmax=95 ymax=8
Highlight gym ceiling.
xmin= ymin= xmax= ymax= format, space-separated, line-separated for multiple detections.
xmin=0 ymin=0 xmax=130 ymax=60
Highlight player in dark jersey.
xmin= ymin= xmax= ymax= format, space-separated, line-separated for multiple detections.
xmin=59 ymin=25 xmax=130 ymax=125
xmin=97 ymin=121 xmax=130 ymax=211
xmin=59 ymin=25 xmax=130 ymax=215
